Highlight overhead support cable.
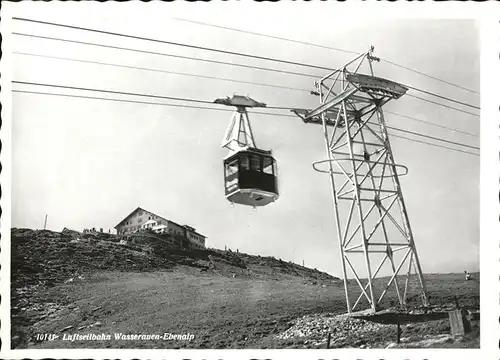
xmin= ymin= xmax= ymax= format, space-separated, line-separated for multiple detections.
xmin=12 ymin=17 xmax=334 ymax=71
xmin=405 ymin=94 xmax=479 ymax=117
xmin=12 ymin=80 xmax=217 ymax=105
xmin=12 ymin=89 xmax=297 ymax=119
xmin=388 ymin=132 xmax=479 ymax=157
xmin=171 ymin=17 xmax=360 ymax=55
xmin=12 ymin=89 xmax=235 ymax=113
xmin=13 ymin=28 xmax=479 ymax=110
xmin=384 ymin=110 xmax=478 ymax=138
xmin=13 ymin=32 xmax=321 ymax=79
xmin=266 ymin=105 xmax=478 ymax=137
xmin=381 ymin=59 xmax=479 ymax=95
xmin=404 ymin=85 xmax=479 ymax=110
xmin=12 ymin=81 xmax=479 ymax=154
xmin=170 ymin=17 xmax=480 ymax=96
xmin=13 ymin=49 xmax=479 ymax=117
xmin=385 ymin=125 xmax=479 ymax=150
xmin=14 ymin=52 xmax=312 ymax=93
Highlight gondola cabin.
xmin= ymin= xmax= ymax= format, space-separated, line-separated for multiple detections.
xmin=223 ymin=147 xmax=279 ymax=207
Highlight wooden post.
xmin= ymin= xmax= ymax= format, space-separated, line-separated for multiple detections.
xmin=396 ymin=320 xmax=401 ymax=344
xmin=449 ymin=309 xmax=466 ymax=336
xmin=327 ymin=333 xmax=331 ymax=349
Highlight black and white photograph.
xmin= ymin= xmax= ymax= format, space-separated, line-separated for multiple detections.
xmin=1 ymin=2 xmax=493 ymax=358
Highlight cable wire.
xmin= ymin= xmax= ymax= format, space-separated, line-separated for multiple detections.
xmin=405 ymin=93 xmax=479 ymax=117
xmin=14 ymin=52 xmax=312 ymax=93
xmin=12 ymin=89 xmax=234 ymax=113
xmin=12 ymin=81 xmax=479 ymax=152
xmin=381 ymin=59 xmax=479 ymax=95
xmin=12 ymin=80 xmax=216 ymax=105
xmin=171 ymin=17 xmax=360 ymax=55
xmin=388 ymin=133 xmax=479 ymax=157
xmin=13 ymin=48 xmax=479 ymax=117
xmin=11 ymin=89 xmax=296 ymax=119
xmin=385 ymin=110 xmax=478 ymax=138
xmin=266 ymin=105 xmax=478 ymax=137
xmin=405 ymin=85 xmax=479 ymax=110
xmin=13 ymin=29 xmax=480 ymax=111
xmin=386 ymin=126 xmax=479 ymax=150
xmin=13 ymin=32 xmax=321 ymax=79
xmin=171 ymin=17 xmax=480 ymax=96
xmin=13 ymin=17 xmax=334 ymax=71
xmin=13 ymin=89 xmax=479 ymax=157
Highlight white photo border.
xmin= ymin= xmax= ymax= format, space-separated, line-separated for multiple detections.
xmin=0 ymin=2 xmax=497 ymax=360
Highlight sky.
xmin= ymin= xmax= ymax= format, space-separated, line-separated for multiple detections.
xmin=6 ymin=3 xmax=480 ymax=277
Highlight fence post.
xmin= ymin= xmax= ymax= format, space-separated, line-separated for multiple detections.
xmin=396 ymin=320 xmax=401 ymax=344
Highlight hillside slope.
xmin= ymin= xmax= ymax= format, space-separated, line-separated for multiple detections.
xmin=11 ymin=228 xmax=479 ymax=350
xmin=11 ymin=227 xmax=339 ymax=348
xmin=11 ymin=228 xmax=338 ymax=289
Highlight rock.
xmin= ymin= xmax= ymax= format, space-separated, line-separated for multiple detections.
xmin=94 ymin=321 xmax=102 ymax=327
xmin=60 ymin=325 xmax=73 ymax=332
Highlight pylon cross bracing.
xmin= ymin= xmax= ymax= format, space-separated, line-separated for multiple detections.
xmin=293 ymin=48 xmax=428 ymax=313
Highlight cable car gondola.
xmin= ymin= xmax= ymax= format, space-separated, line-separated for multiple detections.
xmin=224 ymin=147 xmax=278 ymax=207
xmin=216 ymin=95 xmax=279 ymax=207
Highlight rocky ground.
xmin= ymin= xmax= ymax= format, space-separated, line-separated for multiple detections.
xmin=11 ymin=227 xmax=337 ymax=348
xmin=10 ymin=228 xmax=479 ymax=349
xmin=274 ymin=306 xmax=480 ymax=348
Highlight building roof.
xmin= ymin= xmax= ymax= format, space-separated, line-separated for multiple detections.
xmin=114 ymin=207 xmax=143 ymax=229
xmin=114 ymin=207 xmax=169 ymax=229
xmin=114 ymin=206 xmax=206 ymax=239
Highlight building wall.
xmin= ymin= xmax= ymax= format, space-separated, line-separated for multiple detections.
xmin=116 ymin=209 xmax=159 ymax=235
xmin=166 ymin=220 xmax=186 ymax=236
xmin=185 ymin=230 xmax=206 ymax=249
xmin=116 ymin=208 xmax=206 ymax=249
xmin=116 ymin=209 xmax=185 ymax=236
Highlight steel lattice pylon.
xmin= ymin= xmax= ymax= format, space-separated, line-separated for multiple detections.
xmin=293 ymin=48 xmax=428 ymax=313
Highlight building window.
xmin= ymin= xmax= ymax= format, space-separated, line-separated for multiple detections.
xmin=263 ymin=156 xmax=274 ymax=175
xmin=240 ymin=155 xmax=249 ymax=170
xmin=226 ymin=159 xmax=238 ymax=176
xmin=250 ymin=154 xmax=261 ymax=171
